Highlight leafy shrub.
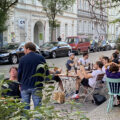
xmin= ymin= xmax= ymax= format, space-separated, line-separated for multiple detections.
xmin=0 ymin=64 xmax=89 ymax=120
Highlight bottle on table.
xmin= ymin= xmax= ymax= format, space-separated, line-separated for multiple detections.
xmin=88 ymin=63 xmax=91 ymax=71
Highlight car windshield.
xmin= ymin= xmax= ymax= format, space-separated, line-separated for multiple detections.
xmin=1 ymin=43 xmax=19 ymax=50
xmin=66 ymin=38 xmax=77 ymax=44
xmin=42 ymin=42 xmax=58 ymax=48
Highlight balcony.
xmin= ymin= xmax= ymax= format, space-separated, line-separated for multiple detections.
xmin=78 ymin=9 xmax=108 ymax=21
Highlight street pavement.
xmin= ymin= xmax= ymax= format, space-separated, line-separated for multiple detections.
xmin=87 ymin=100 xmax=120 ymax=120
xmin=0 ymin=50 xmax=115 ymax=77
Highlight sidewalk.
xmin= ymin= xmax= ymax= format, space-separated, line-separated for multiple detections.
xmin=87 ymin=101 xmax=120 ymax=120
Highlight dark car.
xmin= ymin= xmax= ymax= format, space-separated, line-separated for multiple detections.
xmin=0 ymin=42 xmax=41 ymax=64
xmin=40 ymin=41 xmax=72 ymax=58
xmin=90 ymin=40 xmax=99 ymax=52
xmin=99 ymin=40 xmax=112 ymax=51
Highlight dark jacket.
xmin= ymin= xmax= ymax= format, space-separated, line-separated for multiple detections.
xmin=2 ymin=78 xmax=21 ymax=98
xmin=18 ymin=52 xmax=46 ymax=90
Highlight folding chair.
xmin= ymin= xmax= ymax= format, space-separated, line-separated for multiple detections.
xmin=106 ymin=78 xmax=120 ymax=112
xmin=79 ymin=73 xmax=104 ymax=103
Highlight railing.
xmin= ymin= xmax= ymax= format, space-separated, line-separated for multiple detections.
xmin=78 ymin=9 xmax=108 ymax=21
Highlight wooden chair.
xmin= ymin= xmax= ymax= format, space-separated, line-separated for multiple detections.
xmin=96 ymin=73 xmax=105 ymax=88
xmin=80 ymin=73 xmax=105 ymax=103
xmin=106 ymin=78 xmax=120 ymax=112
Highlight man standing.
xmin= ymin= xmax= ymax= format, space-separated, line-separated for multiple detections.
xmin=18 ymin=42 xmax=46 ymax=109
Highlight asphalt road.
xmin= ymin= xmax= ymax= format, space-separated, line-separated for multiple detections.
xmin=0 ymin=50 xmax=115 ymax=77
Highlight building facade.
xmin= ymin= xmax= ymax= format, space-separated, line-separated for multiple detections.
xmin=3 ymin=0 xmax=77 ymax=45
xmin=77 ymin=0 xmax=108 ymax=41
xmin=108 ymin=7 xmax=120 ymax=41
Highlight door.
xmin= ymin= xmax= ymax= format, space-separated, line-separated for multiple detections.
xmin=62 ymin=42 xmax=70 ymax=55
xmin=78 ymin=38 xmax=84 ymax=52
xmin=57 ymin=42 xmax=66 ymax=56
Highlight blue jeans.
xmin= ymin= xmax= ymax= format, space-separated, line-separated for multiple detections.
xmin=21 ymin=88 xmax=42 ymax=110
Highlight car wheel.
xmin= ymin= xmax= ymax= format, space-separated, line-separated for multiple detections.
xmin=93 ymin=48 xmax=96 ymax=52
xmin=97 ymin=48 xmax=100 ymax=52
xmin=67 ymin=50 xmax=71 ymax=56
xmin=36 ymin=51 xmax=39 ymax=54
xmin=77 ymin=49 xmax=81 ymax=55
xmin=52 ymin=51 xmax=56 ymax=58
xmin=11 ymin=55 xmax=18 ymax=64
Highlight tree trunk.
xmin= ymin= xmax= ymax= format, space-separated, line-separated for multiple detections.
xmin=51 ymin=26 xmax=54 ymax=42
xmin=51 ymin=20 xmax=56 ymax=42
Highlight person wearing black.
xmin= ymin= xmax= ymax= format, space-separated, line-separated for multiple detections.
xmin=2 ymin=67 xmax=21 ymax=98
xmin=57 ymin=36 xmax=62 ymax=41
xmin=112 ymin=53 xmax=119 ymax=64
xmin=50 ymin=67 xmax=64 ymax=91
xmin=18 ymin=42 xmax=47 ymax=110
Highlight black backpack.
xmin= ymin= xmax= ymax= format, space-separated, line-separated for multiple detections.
xmin=93 ymin=94 xmax=106 ymax=105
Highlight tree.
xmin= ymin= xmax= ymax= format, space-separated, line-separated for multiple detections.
xmin=40 ymin=0 xmax=75 ymax=41
xmin=0 ymin=0 xmax=18 ymax=47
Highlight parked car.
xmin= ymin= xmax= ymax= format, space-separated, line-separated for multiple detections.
xmin=0 ymin=42 xmax=41 ymax=64
xmin=40 ymin=41 xmax=72 ymax=58
xmin=109 ymin=42 xmax=116 ymax=50
xmin=66 ymin=36 xmax=90 ymax=55
xmin=99 ymin=40 xmax=112 ymax=51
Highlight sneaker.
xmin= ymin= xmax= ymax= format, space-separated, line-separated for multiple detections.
xmin=71 ymin=94 xmax=79 ymax=99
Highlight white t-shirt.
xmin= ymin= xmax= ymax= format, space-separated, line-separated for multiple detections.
xmin=102 ymin=66 xmax=110 ymax=81
xmin=78 ymin=58 xmax=90 ymax=66
xmin=88 ymin=69 xmax=103 ymax=88
xmin=102 ymin=66 xmax=105 ymax=73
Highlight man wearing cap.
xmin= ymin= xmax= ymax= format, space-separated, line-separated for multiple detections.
xmin=66 ymin=53 xmax=76 ymax=71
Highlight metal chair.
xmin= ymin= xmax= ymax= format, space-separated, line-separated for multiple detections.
xmin=80 ymin=73 xmax=105 ymax=103
xmin=106 ymin=78 xmax=120 ymax=112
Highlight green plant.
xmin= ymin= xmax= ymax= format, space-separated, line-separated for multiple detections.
xmin=0 ymin=64 xmax=89 ymax=120
xmin=116 ymin=37 xmax=120 ymax=51
xmin=39 ymin=0 xmax=75 ymax=41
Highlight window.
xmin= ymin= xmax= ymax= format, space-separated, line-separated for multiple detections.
xmin=72 ymin=24 xmax=74 ymax=35
xmin=65 ymin=24 xmax=68 ymax=38
xmin=79 ymin=38 xmax=83 ymax=43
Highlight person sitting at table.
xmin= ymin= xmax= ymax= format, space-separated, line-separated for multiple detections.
xmin=66 ymin=53 xmax=76 ymax=71
xmin=2 ymin=67 xmax=21 ymax=98
xmin=72 ymin=61 xmax=103 ymax=99
xmin=78 ymin=52 xmax=90 ymax=66
xmin=102 ymin=56 xmax=110 ymax=82
xmin=105 ymin=62 xmax=120 ymax=106
xmin=49 ymin=67 xmax=64 ymax=92
xmin=111 ymin=53 xmax=119 ymax=64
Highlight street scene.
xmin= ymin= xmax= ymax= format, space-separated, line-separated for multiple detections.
xmin=0 ymin=0 xmax=120 ymax=120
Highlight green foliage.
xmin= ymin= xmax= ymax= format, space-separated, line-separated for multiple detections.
xmin=40 ymin=0 xmax=75 ymax=21
xmin=0 ymin=64 xmax=89 ymax=120
xmin=112 ymin=0 xmax=120 ymax=2
xmin=116 ymin=37 xmax=120 ymax=51
xmin=0 ymin=0 xmax=18 ymax=33
xmin=39 ymin=0 xmax=75 ymax=41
